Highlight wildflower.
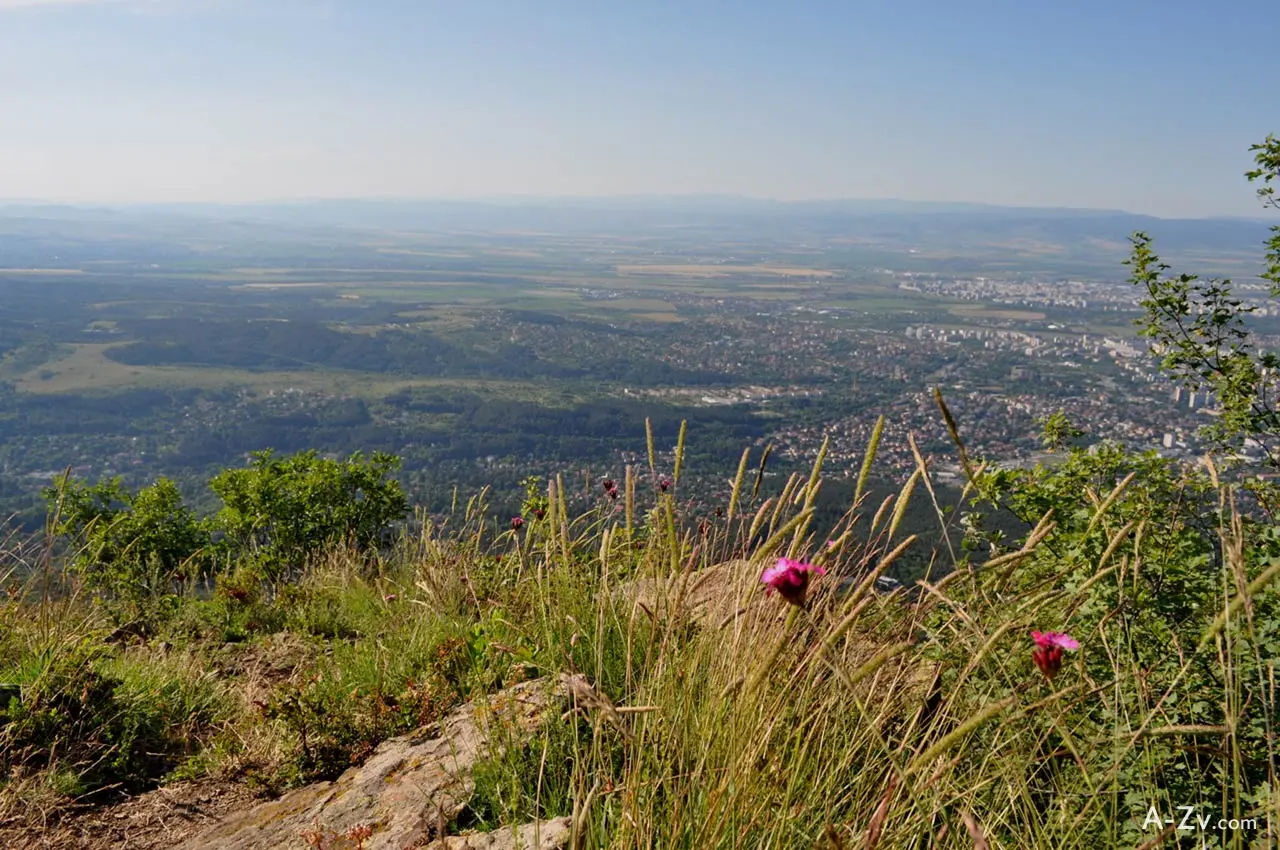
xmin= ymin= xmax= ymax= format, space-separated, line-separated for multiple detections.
xmin=761 ymin=557 xmax=827 ymax=607
xmin=383 ymin=593 xmax=398 ymax=602
xmin=659 ymin=478 xmax=671 ymax=492
xmin=1032 ymin=631 xmax=1079 ymax=650
xmin=1030 ymin=630 xmax=1078 ymax=680
xmin=601 ymin=478 xmax=619 ymax=500
xmin=532 ymin=507 xmax=546 ymax=520
xmin=511 ymin=516 xmax=526 ymax=530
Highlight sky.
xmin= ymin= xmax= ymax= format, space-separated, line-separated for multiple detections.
xmin=0 ymin=0 xmax=1274 ymax=216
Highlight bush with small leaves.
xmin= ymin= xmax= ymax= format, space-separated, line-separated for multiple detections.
xmin=211 ymin=449 xmax=407 ymax=578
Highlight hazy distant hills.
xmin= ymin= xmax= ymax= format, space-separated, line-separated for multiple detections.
xmin=135 ymin=197 xmax=1274 ymax=242
xmin=0 ymin=197 xmax=1272 ymax=277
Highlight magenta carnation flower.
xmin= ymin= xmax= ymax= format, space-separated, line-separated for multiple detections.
xmin=761 ymin=557 xmax=827 ymax=607
xmin=1030 ymin=630 xmax=1078 ymax=679
xmin=1031 ymin=631 xmax=1079 ymax=651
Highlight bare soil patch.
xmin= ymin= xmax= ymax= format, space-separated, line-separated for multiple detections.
xmin=0 ymin=779 xmax=259 ymax=850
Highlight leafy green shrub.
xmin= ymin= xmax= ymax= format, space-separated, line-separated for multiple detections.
xmin=211 ymin=449 xmax=407 ymax=577
xmin=45 ymin=475 xmax=210 ymax=603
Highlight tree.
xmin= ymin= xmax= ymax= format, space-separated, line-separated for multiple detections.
xmin=1039 ymin=409 xmax=1085 ymax=452
xmin=1128 ymin=135 xmax=1280 ymax=462
xmin=210 ymin=449 xmax=407 ymax=575
xmin=46 ymin=475 xmax=210 ymax=598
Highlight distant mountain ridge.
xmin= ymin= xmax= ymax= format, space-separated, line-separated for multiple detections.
xmin=0 ymin=196 xmax=1272 ymax=277
xmin=1 ymin=195 xmax=1271 ymax=223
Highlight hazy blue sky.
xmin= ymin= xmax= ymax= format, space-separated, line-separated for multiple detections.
xmin=0 ymin=0 xmax=1273 ymax=215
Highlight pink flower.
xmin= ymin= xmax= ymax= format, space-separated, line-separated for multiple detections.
xmin=761 ymin=557 xmax=827 ymax=607
xmin=1031 ymin=631 xmax=1079 ymax=651
xmin=659 ymin=478 xmax=671 ymax=492
xmin=511 ymin=516 xmax=526 ymax=530
xmin=1030 ymin=630 xmax=1078 ymax=680
xmin=383 ymin=593 xmax=398 ymax=603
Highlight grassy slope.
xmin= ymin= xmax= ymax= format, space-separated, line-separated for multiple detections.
xmin=2 ymin=442 xmax=1278 ymax=849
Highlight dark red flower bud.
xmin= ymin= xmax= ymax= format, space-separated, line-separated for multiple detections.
xmin=1032 ymin=645 xmax=1063 ymax=679
xmin=511 ymin=516 xmax=525 ymax=530
xmin=1030 ymin=630 xmax=1077 ymax=680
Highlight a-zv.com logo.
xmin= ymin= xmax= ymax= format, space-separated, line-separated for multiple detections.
xmin=1141 ymin=805 xmax=1260 ymax=834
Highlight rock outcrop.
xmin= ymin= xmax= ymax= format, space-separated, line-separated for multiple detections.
xmin=426 ymin=818 xmax=572 ymax=849
xmin=181 ymin=679 xmax=567 ymax=850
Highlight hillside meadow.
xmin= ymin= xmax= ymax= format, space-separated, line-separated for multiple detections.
xmin=0 ymin=411 xmax=1276 ymax=849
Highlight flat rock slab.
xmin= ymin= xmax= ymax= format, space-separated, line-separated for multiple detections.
xmin=181 ymin=679 xmax=560 ymax=850
xmin=426 ymin=818 xmax=572 ymax=849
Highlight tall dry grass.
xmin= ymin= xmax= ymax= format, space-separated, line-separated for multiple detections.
xmin=1 ymin=414 xmax=1277 ymax=849
xmin=462 ymin=418 xmax=1279 ymax=848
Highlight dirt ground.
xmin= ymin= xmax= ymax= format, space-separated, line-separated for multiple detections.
xmin=0 ymin=779 xmax=260 ymax=850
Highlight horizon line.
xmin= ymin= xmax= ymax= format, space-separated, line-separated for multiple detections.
xmin=0 ymin=194 xmax=1272 ymax=222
